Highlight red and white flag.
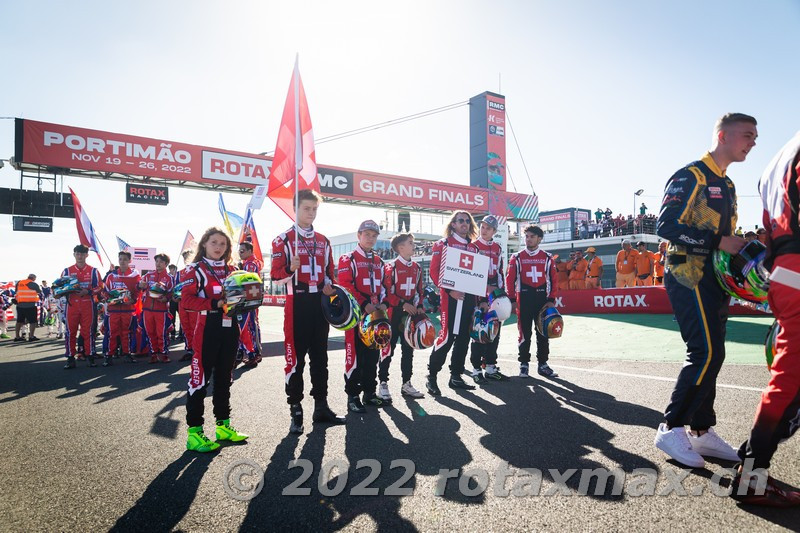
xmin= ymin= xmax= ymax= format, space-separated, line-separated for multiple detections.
xmin=69 ymin=187 xmax=105 ymax=266
xmin=179 ymin=230 xmax=197 ymax=264
xmin=266 ymin=57 xmax=318 ymax=221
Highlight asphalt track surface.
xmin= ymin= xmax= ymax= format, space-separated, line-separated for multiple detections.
xmin=1 ymin=311 xmax=798 ymax=532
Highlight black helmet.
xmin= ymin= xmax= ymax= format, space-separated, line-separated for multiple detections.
xmin=321 ymin=285 xmax=362 ymax=331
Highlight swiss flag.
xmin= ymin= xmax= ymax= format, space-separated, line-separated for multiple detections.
xmin=460 ymin=253 xmax=473 ymax=270
xmin=267 ymin=57 xmax=318 ymax=221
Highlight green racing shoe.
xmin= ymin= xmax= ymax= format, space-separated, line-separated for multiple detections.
xmin=186 ymin=426 xmax=221 ymax=452
xmin=215 ymin=419 xmax=249 ymax=442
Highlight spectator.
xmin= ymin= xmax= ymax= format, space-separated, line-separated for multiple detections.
xmin=635 ymin=242 xmax=655 ymax=286
xmin=735 ymin=226 xmax=744 ymax=237
xmin=567 ymin=251 xmax=588 ymax=290
xmin=744 ymin=231 xmax=757 ymax=242
xmin=605 ymin=208 xmax=613 ymax=219
xmin=595 ymin=208 xmax=604 ymax=223
xmin=756 ymin=227 xmax=768 ymax=245
xmin=579 ymin=220 xmax=589 ymax=240
xmin=653 ymin=241 xmax=667 ymax=285
xmin=38 ymin=280 xmax=51 ymax=326
xmin=584 ymin=247 xmax=603 ymax=289
xmin=397 ymin=209 xmax=411 ymax=232
xmin=14 ymin=274 xmax=42 ymax=342
xmin=640 ymin=203 xmax=648 ymax=216
xmin=555 ymin=255 xmax=569 ymax=291
xmin=615 ymin=239 xmax=639 ymax=287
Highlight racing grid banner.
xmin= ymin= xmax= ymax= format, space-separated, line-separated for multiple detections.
xmin=263 ymin=287 xmax=768 ymax=316
xmin=16 ymin=119 xmax=537 ymax=219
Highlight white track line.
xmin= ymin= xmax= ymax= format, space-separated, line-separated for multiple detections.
xmin=496 ymin=358 xmax=763 ymax=392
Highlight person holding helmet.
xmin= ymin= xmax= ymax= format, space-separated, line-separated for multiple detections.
xmin=426 ymin=211 xmax=479 ymax=395
xmin=584 ymin=247 xmax=603 ymax=289
xmin=653 ymin=113 xmax=755 ymax=469
xmin=468 ymin=215 xmax=509 ymax=383
xmin=338 ymin=219 xmax=389 ymax=412
xmin=139 ymin=253 xmax=174 ymax=363
xmin=102 ymin=251 xmax=141 ymax=366
xmin=182 ymin=227 xmax=249 ymax=453
xmin=271 ymin=189 xmax=343 ymax=435
xmin=732 ymin=131 xmax=800 ymax=506
xmin=236 ymin=241 xmax=263 ymax=367
xmin=61 ymin=245 xmax=103 ymax=369
xmin=507 ymin=225 xmax=559 ymax=378
xmin=378 ymin=232 xmax=426 ymax=400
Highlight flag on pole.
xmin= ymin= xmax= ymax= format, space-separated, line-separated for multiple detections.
xmin=69 ymin=187 xmax=105 ymax=266
xmin=178 ymin=230 xmax=197 ymax=265
xmin=266 ymin=57 xmax=318 ymax=221
xmin=239 ymin=207 xmax=263 ymax=261
xmin=116 ymin=236 xmax=131 ymax=252
xmin=217 ymin=193 xmax=244 ymax=237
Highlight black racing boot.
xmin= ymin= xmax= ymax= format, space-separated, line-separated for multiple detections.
xmin=289 ymin=403 xmax=304 ymax=435
xmin=426 ymin=374 xmax=441 ymax=396
xmin=63 ymin=356 xmax=76 ymax=369
xmin=88 ymin=354 xmax=97 ymax=368
xmin=103 ymin=355 xmax=113 ymax=367
xmin=312 ymin=399 xmax=346 ymax=425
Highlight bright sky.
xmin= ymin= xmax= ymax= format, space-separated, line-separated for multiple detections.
xmin=1 ymin=0 xmax=798 ymax=281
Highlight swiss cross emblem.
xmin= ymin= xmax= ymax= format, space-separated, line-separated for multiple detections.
xmin=247 ymin=285 xmax=261 ymax=299
xmin=399 ymin=277 xmax=415 ymax=295
xmin=554 ymin=323 xmax=562 ymax=334
xmin=526 ymin=267 xmax=542 ymax=284
xmin=460 ymin=253 xmax=473 ymax=270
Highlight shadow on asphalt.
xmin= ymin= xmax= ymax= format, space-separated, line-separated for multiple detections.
xmin=237 ymin=400 xmax=475 ymax=532
xmin=437 ymin=375 xmax=663 ymax=501
xmin=109 ymin=451 xmax=215 ymax=532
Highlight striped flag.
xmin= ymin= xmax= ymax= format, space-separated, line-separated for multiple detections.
xmin=69 ymin=187 xmax=105 ymax=266
xmin=116 ymin=236 xmax=131 ymax=252
xmin=239 ymin=207 xmax=263 ymax=261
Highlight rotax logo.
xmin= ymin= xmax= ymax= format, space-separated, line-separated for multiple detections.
xmin=593 ymin=294 xmax=647 ymax=308
xmin=126 ymin=184 xmax=169 ymax=205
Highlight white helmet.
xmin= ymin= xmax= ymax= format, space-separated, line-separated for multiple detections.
xmin=488 ymin=289 xmax=512 ymax=321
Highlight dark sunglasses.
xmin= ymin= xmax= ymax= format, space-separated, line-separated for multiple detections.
xmin=455 ymin=217 xmax=470 ymax=224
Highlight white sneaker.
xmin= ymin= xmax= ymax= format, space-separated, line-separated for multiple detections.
xmin=519 ymin=364 xmax=530 ymax=378
xmin=654 ymin=423 xmax=705 ymax=468
xmin=378 ymin=381 xmax=392 ymax=402
xmin=687 ymin=427 xmax=740 ymax=462
xmin=401 ymin=381 xmax=424 ymax=399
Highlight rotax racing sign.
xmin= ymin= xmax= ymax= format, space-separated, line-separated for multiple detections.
xmin=126 ymin=183 xmax=169 ymax=205
xmin=440 ymin=248 xmax=489 ymax=296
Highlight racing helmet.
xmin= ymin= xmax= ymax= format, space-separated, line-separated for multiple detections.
xmin=471 ymin=308 xmax=501 ymax=344
xmin=402 ymin=313 xmax=436 ymax=350
xmin=106 ymin=288 xmax=132 ymax=306
xmin=424 ymin=285 xmax=440 ymax=309
xmin=148 ymin=281 xmax=169 ymax=300
xmin=321 ymin=285 xmax=362 ymax=331
xmin=52 ymin=275 xmax=81 ymax=297
xmin=765 ymin=320 xmax=780 ymax=370
xmin=536 ymin=306 xmax=564 ymax=339
xmin=222 ymin=270 xmax=263 ymax=316
xmin=712 ymin=240 xmax=770 ymax=303
xmin=488 ymin=288 xmax=513 ymax=321
xmin=171 ymin=280 xmax=189 ymax=301
xmin=359 ymin=309 xmax=392 ymax=350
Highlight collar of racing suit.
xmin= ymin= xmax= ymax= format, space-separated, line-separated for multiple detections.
xmin=523 ymin=248 xmax=541 ymax=256
xmin=355 ymin=245 xmax=374 ymax=259
xmin=477 ymin=237 xmax=493 ymax=245
xmin=203 ymin=258 xmax=227 ymax=267
xmin=701 ymin=152 xmax=726 ymax=178
xmin=397 ymin=256 xmax=414 ymax=267
xmin=297 ymin=225 xmax=315 ymax=239
xmin=451 ymin=233 xmax=468 ymax=244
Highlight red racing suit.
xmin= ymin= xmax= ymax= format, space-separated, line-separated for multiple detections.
xmin=178 ymin=266 xmax=198 ymax=352
xmin=506 ymin=247 xmax=558 ymax=366
xmin=141 ymin=269 xmax=174 ymax=354
xmin=181 ymin=258 xmax=239 ymax=427
xmin=271 ymin=226 xmax=336 ymax=404
xmin=379 ymin=256 xmax=424 ymax=384
xmin=739 ymin=132 xmax=800 ymax=468
xmin=428 ymin=234 xmax=475 ymax=378
xmin=62 ymin=264 xmax=103 ymax=357
xmin=338 ymin=246 xmax=386 ymax=397
xmin=468 ymin=237 xmax=506 ymax=368
xmin=103 ymin=268 xmax=141 ymax=356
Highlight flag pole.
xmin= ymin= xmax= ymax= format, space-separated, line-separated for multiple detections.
xmin=293 ymin=54 xmax=301 ymax=260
